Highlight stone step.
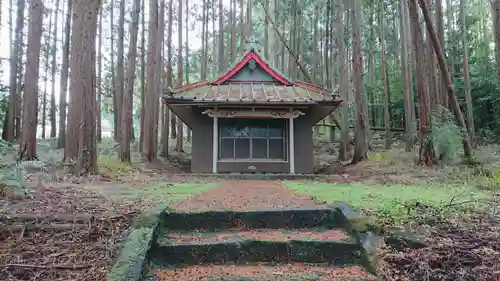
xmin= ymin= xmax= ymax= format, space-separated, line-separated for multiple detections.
xmin=150 ymin=228 xmax=361 ymax=266
xmin=145 ymin=262 xmax=376 ymax=281
xmin=160 ymin=208 xmax=343 ymax=231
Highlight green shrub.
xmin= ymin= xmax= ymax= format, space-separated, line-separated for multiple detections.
xmin=431 ymin=107 xmax=463 ymax=162
xmin=98 ymin=155 xmax=135 ymax=180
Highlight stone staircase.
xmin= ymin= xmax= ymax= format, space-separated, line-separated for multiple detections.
xmin=146 ymin=206 xmax=378 ymax=280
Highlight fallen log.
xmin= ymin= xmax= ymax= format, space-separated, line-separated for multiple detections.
xmin=0 ymin=223 xmax=89 ymax=234
xmin=0 ymin=211 xmax=136 ymax=223
xmin=0 ymin=263 xmax=91 ymax=270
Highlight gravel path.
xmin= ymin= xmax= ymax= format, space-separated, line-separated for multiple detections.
xmin=169 ymin=180 xmax=324 ymax=212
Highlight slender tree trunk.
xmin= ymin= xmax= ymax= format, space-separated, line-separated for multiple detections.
xmin=185 ymin=0 xmax=191 ymax=142
xmin=410 ymin=0 xmax=437 ymax=165
xmin=240 ymin=0 xmax=244 ymax=55
xmin=4 ymin=0 xmax=25 ymax=142
xmin=142 ymin=0 xmax=158 ymax=161
xmin=351 ymin=0 xmax=368 ymax=164
xmin=493 ymin=0 xmax=500 ymax=92
xmin=68 ymin=0 xmax=100 ymax=173
xmin=336 ymin=0 xmax=349 ymax=161
xmin=460 ymin=0 xmax=474 ymax=145
xmin=379 ymin=4 xmax=391 ymax=149
xmin=97 ymin=5 xmax=103 ymax=142
xmin=417 ymin=0 xmax=473 ymax=160
xmin=401 ymin=0 xmax=416 ymax=151
xmin=119 ymin=0 xmax=141 ymax=162
xmin=161 ymin=0 xmax=173 ymax=156
xmin=139 ymin=0 xmax=146 ymax=151
xmin=59 ymin=0 xmax=73 ymax=151
xmin=175 ymin=0 xmax=184 ymax=151
xmin=114 ymin=0 xmax=125 ymax=140
xmin=436 ymin=0 xmax=447 ymax=107
xmin=41 ymin=8 xmax=55 ymax=140
xmin=20 ymin=0 xmax=44 ymax=160
xmin=50 ymin=0 xmax=61 ymax=139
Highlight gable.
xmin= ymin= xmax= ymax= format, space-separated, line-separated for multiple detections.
xmin=213 ymin=52 xmax=292 ymax=85
xmin=226 ymin=62 xmax=280 ymax=83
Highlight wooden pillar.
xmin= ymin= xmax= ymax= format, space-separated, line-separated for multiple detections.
xmin=212 ymin=108 xmax=218 ymax=173
xmin=289 ymin=108 xmax=295 ymax=174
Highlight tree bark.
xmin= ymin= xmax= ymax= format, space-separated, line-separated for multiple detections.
xmin=50 ymin=0 xmax=61 ymax=139
xmin=119 ymin=0 xmax=141 ymax=162
xmin=139 ymin=0 xmax=146 ymax=151
xmin=417 ymin=0 xmax=473 ymax=160
xmin=59 ymin=0 xmax=73 ymax=151
xmin=409 ymin=0 xmax=437 ymax=165
xmin=336 ymin=0 xmax=348 ymax=161
xmin=175 ymin=0 xmax=184 ymax=152
xmin=493 ymin=0 xmax=500 ymax=93
xmin=350 ymin=0 xmax=368 ymax=164
xmin=401 ymin=0 xmax=416 ymax=151
xmin=3 ymin=0 xmax=25 ymax=142
xmin=142 ymin=0 xmax=158 ymax=161
xmin=20 ymin=0 xmax=44 ymax=160
xmin=114 ymin=0 xmax=126 ymax=141
xmin=96 ymin=5 xmax=103 ymax=142
xmin=67 ymin=0 xmax=101 ymax=173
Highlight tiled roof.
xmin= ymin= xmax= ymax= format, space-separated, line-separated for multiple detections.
xmin=162 ymin=38 xmax=342 ymax=106
xmin=163 ymin=82 xmax=341 ymax=105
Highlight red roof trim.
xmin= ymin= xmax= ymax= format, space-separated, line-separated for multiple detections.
xmin=214 ymin=52 xmax=292 ymax=86
xmin=173 ymin=79 xmax=210 ymax=92
xmin=295 ymin=81 xmax=331 ymax=93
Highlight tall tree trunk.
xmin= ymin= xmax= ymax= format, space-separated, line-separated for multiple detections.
xmin=3 ymin=0 xmax=25 ymax=142
xmin=336 ymin=0 xmax=349 ymax=161
xmin=59 ymin=0 xmax=73 ymax=151
xmin=218 ymin=0 xmax=225 ymax=73
xmin=109 ymin=0 xmax=116 ymax=139
xmin=153 ymin=0 xmax=164 ymax=156
xmin=240 ymin=0 xmax=244 ymax=55
xmin=119 ymin=0 xmax=141 ymax=162
xmin=185 ymin=0 xmax=191 ymax=142
xmin=436 ymin=0 xmax=447 ymax=107
xmin=230 ymin=0 xmax=236 ymax=63
xmin=161 ymin=0 xmax=173 ymax=156
xmin=142 ymin=0 xmax=158 ymax=161
xmin=114 ymin=0 xmax=126 ymax=140
xmin=351 ymin=0 xmax=368 ymax=164
xmin=425 ymin=0 xmax=438 ymax=112
xmin=400 ymin=0 xmax=416 ymax=151
xmin=67 ymin=0 xmax=100 ymax=173
xmin=493 ymin=0 xmax=500 ymax=92
xmin=97 ymin=4 xmax=103 ymax=142
xmin=379 ymin=4 xmax=391 ymax=149
xmin=20 ymin=0 xmax=44 ymax=160
xmin=409 ymin=0 xmax=437 ymax=165
xmin=175 ymin=0 xmax=184 ymax=152
xmin=460 ymin=0 xmax=474 ymax=144
xmin=50 ymin=0 xmax=61 ymax=138
xmin=42 ymin=7 xmax=54 ymax=140
xmin=139 ymin=0 xmax=146 ymax=150
xmin=417 ymin=0 xmax=473 ymax=160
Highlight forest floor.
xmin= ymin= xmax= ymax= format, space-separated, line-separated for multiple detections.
xmin=0 ymin=138 xmax=499 ymax=280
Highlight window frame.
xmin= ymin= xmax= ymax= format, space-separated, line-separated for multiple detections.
xmin=218 ymin=118 xmax=288 ymax=162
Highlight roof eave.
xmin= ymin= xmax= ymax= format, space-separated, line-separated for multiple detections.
xmin=162 ymin=97 xmax=343 ymax=107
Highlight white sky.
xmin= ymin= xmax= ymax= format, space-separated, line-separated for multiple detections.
xmin=0 ymin=0 xmax=235 ymax=100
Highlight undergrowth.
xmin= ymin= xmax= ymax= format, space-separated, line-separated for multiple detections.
xmin=285 ymin=181 xmax=495 ymax=226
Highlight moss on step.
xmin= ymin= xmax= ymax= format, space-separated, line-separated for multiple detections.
xmin=107 ymin=211 xmax=161 ymax=281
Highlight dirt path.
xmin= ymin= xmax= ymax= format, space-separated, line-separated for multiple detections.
xmin=169 ymin=180 xmax=324 ymax=212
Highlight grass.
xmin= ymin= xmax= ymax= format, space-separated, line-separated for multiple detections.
xmin=94 ymin=180 xmax=219 ymax=207
xmin=285 ymin=181 xmax=493 ymax=225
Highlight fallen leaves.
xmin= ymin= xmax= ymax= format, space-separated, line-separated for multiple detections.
xmin=0 ymin=184 xmax=137 ymax=281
